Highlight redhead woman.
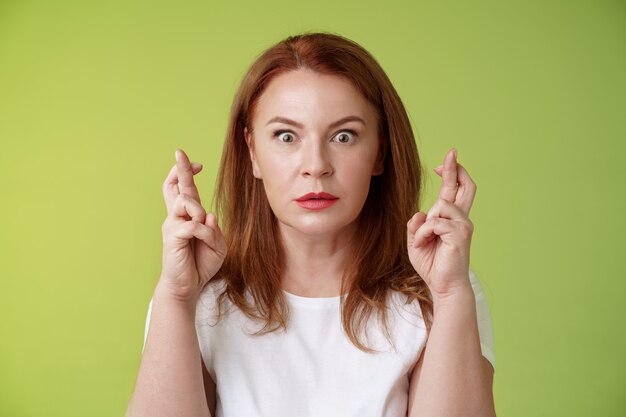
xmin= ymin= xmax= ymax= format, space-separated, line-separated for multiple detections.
xmin=126 ymin=32 xmax=496 ymax=417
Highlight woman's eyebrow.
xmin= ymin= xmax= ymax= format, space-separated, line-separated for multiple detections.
xmin=265 ymin=115 xmax=366 ymax=129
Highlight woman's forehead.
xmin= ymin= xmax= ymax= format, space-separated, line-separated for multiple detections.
xmin=252 ymin=69 xmax=377 ymax=128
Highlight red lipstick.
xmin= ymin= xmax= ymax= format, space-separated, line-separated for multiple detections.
xmin=295 ymin=192 xmax=339 ymax=210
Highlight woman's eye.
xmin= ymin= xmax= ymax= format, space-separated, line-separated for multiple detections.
xmin=274 ymin=131 xmax=296 ymax=143
xmin=334 ymin=130 xmax=357 ymax=144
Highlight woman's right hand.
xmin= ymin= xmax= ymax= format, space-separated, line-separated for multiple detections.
xmin=158 ymin=148 xmax=227 ymax=304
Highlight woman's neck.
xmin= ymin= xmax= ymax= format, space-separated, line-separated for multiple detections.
xmin=279 ymin=222 xmax=356 ymax=297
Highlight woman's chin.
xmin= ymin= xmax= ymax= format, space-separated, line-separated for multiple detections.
xmin=277 ymin=217 xmax=358 ymax=238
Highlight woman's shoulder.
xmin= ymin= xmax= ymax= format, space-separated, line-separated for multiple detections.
xmin=385 ymin=287 xmax=426 ymax=326
xmin=200 ymin=277 xmax=228 ymax=298
xmin=468 ymin=268 xmax=489 ymax=301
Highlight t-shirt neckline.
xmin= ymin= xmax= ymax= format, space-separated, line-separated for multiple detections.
xmin=281 ymin=288 xmax=347 ymax=308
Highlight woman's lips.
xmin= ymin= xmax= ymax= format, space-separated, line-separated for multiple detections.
xmin=295 ymin=199 xmax=338 ymax=210
xmin=294 ymin=192 xmax=339 ymax=210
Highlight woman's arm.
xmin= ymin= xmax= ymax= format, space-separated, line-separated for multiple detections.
xmin=407 ymin=287 xmax=496 ymax=417
xmin=125 ymin=281 xmax=211 ymax=417
xmin=406 ymin=149 xmax=495 ymax=416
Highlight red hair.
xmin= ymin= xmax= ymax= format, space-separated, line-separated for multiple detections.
xmin=210 ymin=31 xmax=432 ymax=353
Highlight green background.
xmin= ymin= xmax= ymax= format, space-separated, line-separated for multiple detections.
xmin=1 ymin=0 xmax=624 ymax=416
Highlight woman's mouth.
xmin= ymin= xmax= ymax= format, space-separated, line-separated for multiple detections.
xmin=295 ymin=192 xmax=339 ymax=210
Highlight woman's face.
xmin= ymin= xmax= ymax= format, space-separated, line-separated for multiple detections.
xmin=244 ymin=68 xmax=384 ymax=238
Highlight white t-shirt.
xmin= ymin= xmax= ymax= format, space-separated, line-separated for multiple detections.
xmin=143 ymin=269 xmax=495 ymax=417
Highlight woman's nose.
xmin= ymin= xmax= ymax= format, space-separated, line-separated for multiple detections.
xmin=300 ymin=140 xmax=333 ymax=178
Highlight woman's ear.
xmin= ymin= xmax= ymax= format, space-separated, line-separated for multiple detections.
xmin=244 ymin=127 xmax=262 ymax=179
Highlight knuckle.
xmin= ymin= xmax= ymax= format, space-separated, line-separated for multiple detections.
xmin=163 ymin=178 xmax=177 ymax=191
xmin=181 ymin=220 xmax=196 ymax=233
xmin=436 ymin=198 xmax=450 ymax=209
xmin=185 ymin=221 xmax=197 ymax=234
xmin=178 ymin=193 xmax=193 ymax=207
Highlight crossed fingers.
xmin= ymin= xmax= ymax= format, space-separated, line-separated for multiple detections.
xmin=162 ymin=149 xmax=204 ymax=216
xmin=406 ymin=148 xmax=477 ymax=249
xmin=432 ymin=148 xmax=476 ymax=217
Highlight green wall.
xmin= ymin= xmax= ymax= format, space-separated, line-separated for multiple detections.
xmin=1 ymin=0 xmax=624 ymax=416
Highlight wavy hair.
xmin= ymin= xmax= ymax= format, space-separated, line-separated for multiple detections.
xmin=209 ymin=31 xmax=433 ymax=353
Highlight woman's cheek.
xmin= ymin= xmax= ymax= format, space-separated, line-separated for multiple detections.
xmin=262 ymin=160 xmax=293 ymax=200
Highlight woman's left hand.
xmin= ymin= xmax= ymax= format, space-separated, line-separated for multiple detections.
xmin=406 ymin=148 xmax=477 ymax=302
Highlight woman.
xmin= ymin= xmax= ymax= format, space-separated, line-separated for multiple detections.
xmin=126 ymin=32 xmax=496 ymax=417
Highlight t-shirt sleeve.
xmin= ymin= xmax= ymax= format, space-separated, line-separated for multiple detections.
xmin=142 ymin=297 xmax=153 ymax=354
xmin=469 ymin=268 xmax=496 ymax=371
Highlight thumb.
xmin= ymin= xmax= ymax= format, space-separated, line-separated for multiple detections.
xmin=205 ymin=212 xmax=227 ymax=257
xmin=205 ymin=211 xmax=215 ymax=227
xmin=407 ymin=212 xmax=427 ymax=244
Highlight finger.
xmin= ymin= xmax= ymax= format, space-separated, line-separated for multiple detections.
xmin=426 ymin=198 xmax=468 ymax=222
xmin=170 ymin=193 xmax=207 ymax=223
xmin=407 ymin=212 xmax=427 ymax=247
xmin=433 ymin=162 xmax=476 ymax=216
xmin=175 ymin=149 xmax=202 ymax=204
xmin=438 ymin=148 xmax=458 ymax=203
xmin=412 ymin=217 xmax=460 ymax=248
xmin=454 ymin=163 xmax=477 ymax=215
xmin=172 ymin=220 xmax=216 ymax=249
xmin=163 ymin=160 xmax=203 ymax=213
xmin=205 ymin=212 xmax=227 ymax=257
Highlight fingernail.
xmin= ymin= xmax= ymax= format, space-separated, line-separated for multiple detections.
xmin=175 ymin=149 xmax=180 ymax=161
xmin=451 ymin=148 xmax=457 ymax=159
